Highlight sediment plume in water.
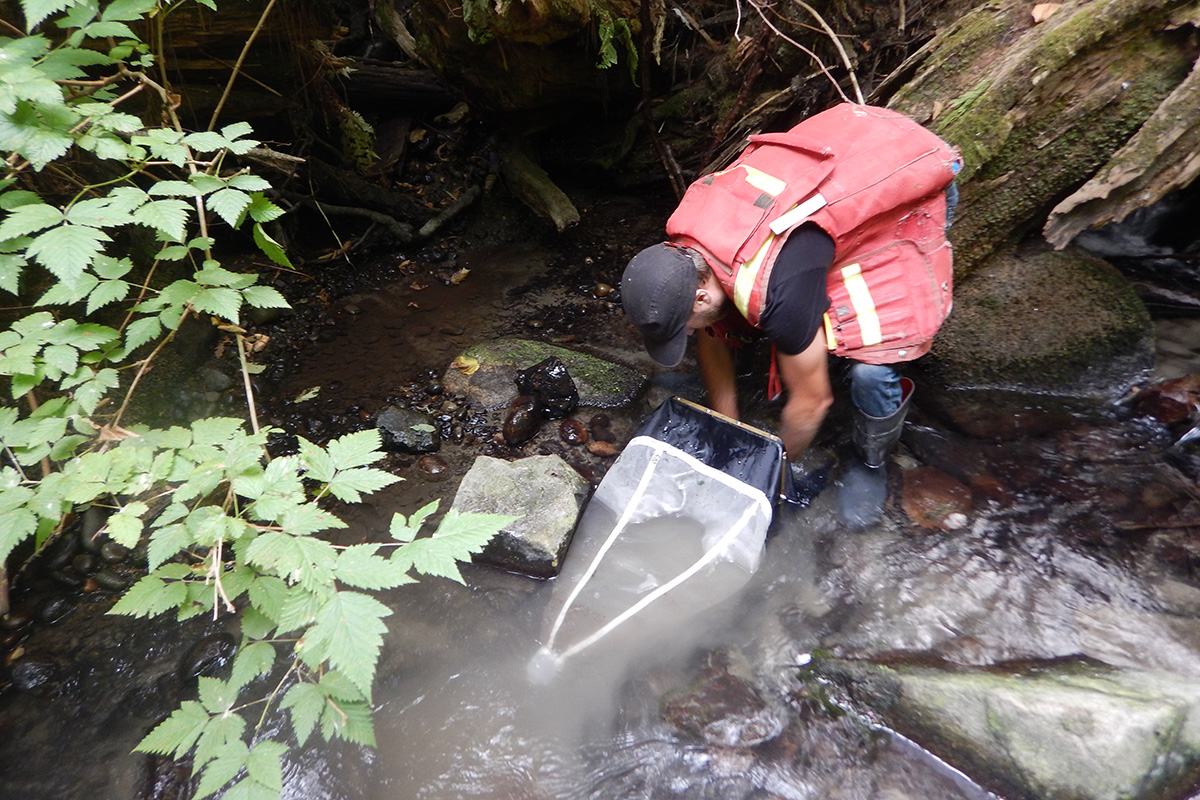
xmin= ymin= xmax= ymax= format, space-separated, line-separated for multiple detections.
xmin=526 ymin=646 xmax=562 ymax=685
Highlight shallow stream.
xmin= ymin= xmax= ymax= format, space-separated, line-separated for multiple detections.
xmin=4 ymin=189 xmax=1200 ymax=800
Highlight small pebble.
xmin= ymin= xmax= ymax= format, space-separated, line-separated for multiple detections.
xmin=100 ymin=541 xmax=130 ymax=564
xmin=587 ymin=441 xmax=620 ymax=458
xmin=36 ymin=596 xmax=74 ymax=626
xmin=417 ymin=454 xmax=449 ymax=476
xmin=559 ymin=418 xmax=588 ymax=445
xmin=71 ymin=553 xmax=98 ymax=575
xmin=93 ymin=569 xmax=130 ymax=591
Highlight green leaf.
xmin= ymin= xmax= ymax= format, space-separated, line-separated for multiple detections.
xmin=298 ymin=590 xmax=391 ymax=699
xmin=148 ymin=180 xmax=198 ymax=197
xmin=227 ymin=174 xmax=271 ymax=192
xmin=183 ymin=131 xmax=231 ymax=154
xmin=281 ymin=683 xmax=323 ymax=747
xmin=27 ymin=223 xmax=110 ymax=280
xmin=20 ymin=0 xmax=76 ymax=31
xmin=335 ymin=543 xmax=416 ymax=590
xmin=87 ymin=278 xmax=130 ymax=313
xmin=197 ymin=676 xmax=237 ymax=715
xmin=317 ymin=670 xmax=365 ymax=702
xmin=106 ymin=499 xmax=148 ymax=546
xmin=135 ymin=700 xmax=211 ymax=757
xmin=108 ymin=573 xmax=189 ymax=617
xmin=324 ymin=466 xmax=400 ymax=503
xmin=325 ymin=429 xmax=385 ymax=470
xmin=392 ymin=510 xmax=512 ymax=584
xmin=246 ymin=194 xmax=284 ymax=223
xmin=0 ymin=253 xmax=26 ymax=294
xmin=132 ymin=198 xmax=190 ymax=241
xmin=228 ymin=641 xmax=276 ymax=690
xmin=0 ymin=201 xmax=62 ymax=240
xmin=241 ymin=284 xmax=288 ymax=309
xmin=245 ymin=740 xmax=286 ymax=793
xmin=193 ymin=712 xmax=246 ymax=769
xmin=320 ymin=697 xmax=375 ymax=746
xmin=193 ymin=741 xmax=250 ymax=800
xmin=205 ymin=188 xmax=251 ymax=228
xmin=245 ymin=531 xmax=337 ymax=590
xmin=192 ymin=287 xmax=242 ymax=322
xmin=296 ymin=436 xmax=335 ymax=483
xmin=388 ymin=500 xmax=439 ymax=543
xmin=189 ymin=173 xmax=226 ymax=195
xmin=102 ymin=0 xmax=157 ymax=22
xmin=251 ymin=222 xmax=291 ymax=268
xmin=124 ymin=315 xmax=163 ymax=352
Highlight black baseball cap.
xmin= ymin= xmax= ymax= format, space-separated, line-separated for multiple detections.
xmin=621 ymin=243 xmax=698 ymax=367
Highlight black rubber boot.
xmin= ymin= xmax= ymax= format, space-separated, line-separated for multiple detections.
xmin=851 ymin=378 xmax=914 ymax=469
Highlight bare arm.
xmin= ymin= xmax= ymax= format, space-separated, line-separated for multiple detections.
xmin=696 ymin=331 xmax=739 ymax=420
xmin=775 ymin=328 xmax=834 ymax=461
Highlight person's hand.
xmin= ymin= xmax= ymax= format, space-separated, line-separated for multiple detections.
xmin=782 ymin=461 xmax=829 ymax=507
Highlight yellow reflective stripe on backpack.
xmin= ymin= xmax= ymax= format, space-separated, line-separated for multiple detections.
xmin=840 ymin=263 xmax=882 ymax=346
xmin=739 ymin=165 xmax=786 ymax=197
xmin=734 ymin=233 xmax=775 ymax=318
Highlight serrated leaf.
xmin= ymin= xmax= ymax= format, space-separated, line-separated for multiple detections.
xmin=221 ymin=777 xmax=279 ymax=800
xmin=106 ymin=499 xmax=148 ymax=547
xmin=325 ymin=429 xmax=385 ymax=470
xmin=280 ymin=683 xmax=323 ymax=746
xmin=0 ymin=253 xmax=26 ymax=294
xmin=277 ymin=502 xmax=346 ymax=536
xmin=317 ymin=670 xmax=365 ymax=702
xmin=335 ymin=543 xmax=415 ymax=590
xmin=87 ymin=278 xmax=130 ymax=313
xmin=108 ymin=573 xmax=189 ymax=617
xmin=190 ymin=416 xmax=245 ymax=446
xmin=228 ymin=641 xmax=276 ymax=690
xmin=35 ymin=268 xmax=95 ymax=308
xmin=135 ymin=700 xmax=211 ymax=757
xmin=238 ymin=606 xmax=276 ymax=640
xmin=189 ymin=173 xmax=226 ymax=195
xmin=0 ymin=201 xmax=62 ymax=240
xmin=78 ymin=20 xmax=136 ymax=39
xmin=183 ymin=131 xmax=231 ymax=154
xmin=391 ymin=510 xmax=512 ymax=584
xmin=245 ymin=531 xmax=337 ymax=589
xmin=192 ymin=286 xmax=242 ymax=322
xmin=124 ymin=315 xmax=163 ymax=352
xmin=27 ymin=223 xmax=110 ymax=280
xmin=227 ymin=174 xmax=271 ymax=192
xmin=102 ymin=0 xmax=157 ymax=22
xmin=245 ymin=740 xmax=286 ymax=793
xmin=296 ymin=436 xmax=335 ymax=483
xmin=193 ymin=712 xmax=246 ymax=769
xmin=246 ymin=194 xmax=284 ymax=223
xmin=298 ymin=591 xmax=390 ymax=699
xmin=251 ymin=222 xmax=291 ymax=268
xmin=148 ymin=180 xmax=198 ymax=197
xmin=319 ymin=697 xmax=375 ymax=746
xmin=132 ymin=198 xmax=190 ymax=241
xmin=324 ymin=466 xmax=400 ymax=503
xmin=197 ymin=676 xmax=237 ymax=715
xmin=193 ymin=741 xmax=250 ymax=800
xmin=388 ymin=499 xmax=438 ymax=543
xmin=205 ymin=188 xmax=251 ymax=228
xmin=241 ymin=284 xmax=288 ymax=309
xmin=20 ymin=0 xmax=76 ymax=32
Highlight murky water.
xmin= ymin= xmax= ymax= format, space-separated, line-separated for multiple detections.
xmin=6 ymin=191 xmax=1200 ymax=799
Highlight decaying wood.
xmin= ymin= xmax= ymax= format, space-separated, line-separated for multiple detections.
xmin=340 ymin=58 xmax=458 ymax=111
xmin=499 ymin=145 xmax=581 ymax=231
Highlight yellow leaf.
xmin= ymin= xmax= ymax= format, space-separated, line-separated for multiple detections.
xmin=1032 ymin=3 xmax=1062 ymax=23
xmin=451 ymin=356 xmax=479 ymax=376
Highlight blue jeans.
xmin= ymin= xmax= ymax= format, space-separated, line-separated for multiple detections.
xmin=850 ymin=362 xmax=903 ymax=417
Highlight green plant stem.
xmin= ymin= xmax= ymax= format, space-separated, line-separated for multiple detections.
xmin=235 ymin=333 xmax=261 ymax=435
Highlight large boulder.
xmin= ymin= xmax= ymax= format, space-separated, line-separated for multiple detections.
xmin=449 ymin=454 xmax=590 ymax=579
xmin=443 ymin=338 xmax=646 ymax=411
xmin=922 ymin=245 xmax=1152 ymax=399
xmin=820 ymin=658 xmax=1200 ymax=800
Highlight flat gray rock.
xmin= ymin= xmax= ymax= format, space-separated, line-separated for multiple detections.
xmin=449 ymin=454 xmax=590 ymax=579
xmin=443 ymin=338 xmax=646 ymax=411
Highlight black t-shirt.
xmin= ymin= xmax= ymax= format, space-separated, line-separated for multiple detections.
xmin=758 ymin=222 xmax=835 ymax=355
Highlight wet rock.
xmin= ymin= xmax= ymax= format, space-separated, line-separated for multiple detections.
xmin=449 ymin=455 xmax=590 ymax=579
xmin=36 ymin=596 xmax=74 ymax=625
xmin=1130 ymin=374 xmax=1200 ymax=425
xmin=926 ymin=245 xmax=1153 ymax=398
xmin=93 ymin=569 xmax=131 ymax=591
xmin=10 ymin=658 xmax=59 ymax=692
xmin=443 ymin=338 xmax=646 ymax=411
xmin=662 ymin=649 xmax=785 ymax=747
xmin=416 ymin=454 xmax=449 ymax=477
xmin=587 ymin=440 xmax=620 ymax=458
xmin=100 ymin=541 xmax=130 ymax=564
xmin=179 ymin=632 xmax=237 ymax=683
xmin=588 ymin=413 xmax=615 ymax=443
xmin=900 ymin=467 xmax=972 ymax=530
xmin=821 ymin=658 xmax=1200 ymax=800
xmin=374 ymin=405 xmax=441 ymax=454
xmin=559 ymin=418 xmax=588 ymax=445
xmin=502 ymin=395 xmax=543 ymax=445
xmin=71 ymin=553 xmax=98 ymax=574
xmin=43 ymin=531 xmax=80 ymax=571
xmin=515 ymin=357 xmax=578 ymax=419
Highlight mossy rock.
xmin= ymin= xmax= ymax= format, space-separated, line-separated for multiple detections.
xmin=923 ymin=245 xmax=1152 ymax=397
xmin=443 ymin=337 xmax=647 ymax=410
